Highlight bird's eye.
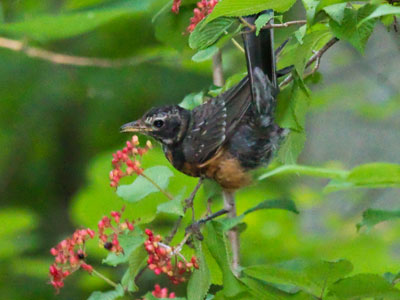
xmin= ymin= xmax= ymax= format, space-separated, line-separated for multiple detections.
xmin=153 ymin=119 xmax=164 ymax=128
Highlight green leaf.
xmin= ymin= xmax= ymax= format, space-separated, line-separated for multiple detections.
xmin=192 ymin=46 xmax=219 ymax=62
xmin=348 ymin=162 xmax=400 ymax=186
xmin=125 ymin=243 xmax=148 ymax=291
xmin=277 ymin=131 xmax=306 ymax=165
xmin=259 ymin=164 xmax=348 ymax=181
xmin=359 ymin=4 xmax=400 ymax=26
xmin=206 ymin=0 xmax=297 ymax=24
xmin=244 ymin=199 xmax=299 ymax=215
xmin=357 ymin=209 xmax=400 ymax=231
xmin=117 ymin=166 xmax=174 ymax=203
xmin=87 ymin=284 xmax=125 ymax=300
xmin=204 ymin=221 xmax=245 ymax=297
xmin=384 ymin=272 xmax=400 ymax=285
xmin=187 ymin=239 xmax=211 ymax=300
xmin=324 ymin=162 xmax=400 ymax=193
xmin=255 ymin=11 xmax=274 ymax=35
xmin=0 ymin=1 xmax=152 ymax=41
xmin=323 ymin=3 xmax=347 ymax=24
xmin=179 ymin=91 xmax=204 ymax=110
xmin=241 ymin=277 xmax=315 ymax=300
xmin=327 ymin=274 xmax=400 ymax=299
xmin=157 ymin=194 xmax=185 ymax=216
xmin=329 ymin=4 xmax=377 ymax=53
xmin=189 ymin=17 xmax=236 ymax=50
xmin=245 ymin=259 xmax=353 ymax=297
xmin=302 ymin=0 xmax=320 ymax=24
xmin=102 ymin=230 xmax=146 ymax=266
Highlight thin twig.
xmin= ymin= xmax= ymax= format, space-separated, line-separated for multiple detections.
xmin=212 ymin=49 xmax=225 ymax=87
xmin=263 ymin=20 xmax=306 ymax=29
xmin=231 ymin=37 xmax=245 ymax=53
xmin=92 ymin=268 xmax=119 ymax=288
xmin=239 ymin=18 xmax=306 ymax=32
xmin=279 ymin=37 xmax=339 ymax=88
xmin=223 ymin=190 xmax=240 ymax=275
xmin=0 ymin=36 xmax=163 ymax=68
xmin=140 ymin=173 xmax=174 ymax=200
xmin=165 ymin=178 xmax=203 ymax=244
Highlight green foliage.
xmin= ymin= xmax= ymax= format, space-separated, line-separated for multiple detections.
xmin=254 ymin=11 xmax=274 ymax=35
xmin=204 ymin=221 xmax=245 ymax=297
xmin=187 ymin=239 xmax=211 ymax=300
xmin=87 ymin=284 xmax=124 ymax=300
xmin=0 ymin=0 xmax=154 ymax=41
xmin=192 ymin=46 xmax=219 ymax=62
xmin=206 ymin=0 xmax=297 ymax=23
xmin=357 ymin=209 xmax=400 ymax=231
xmin=189 ymin=17 xmax=238 ymax=50
xmin=245 ymin=259 xmax=353 ymax=297
xmin=156 ymin=192 xmax=185 ymax=216
xmin=327 ymin=274 xmax=400 ymax=299
xmin=117 ymin=166 xmax=174 ymax=203
xmin=102 ymin=229 xmax=145 ymax=266
xmin=2 ymin=0 xmax=400 ymax=299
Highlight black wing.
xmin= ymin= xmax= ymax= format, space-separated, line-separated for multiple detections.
xmin=182 ymin=77 xmax=251 ymax=164
xmin=182 ymin=11 xmax=277 ymax=164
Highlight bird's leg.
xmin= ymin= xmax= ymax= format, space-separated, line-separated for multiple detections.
xmin=223 ymin=190 xmax=240 ymax=275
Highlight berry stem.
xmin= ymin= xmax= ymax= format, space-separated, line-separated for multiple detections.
xmin=140 ymin=173 xmax=174 ymax=200
xmin=92 ymin=268 xmax=119 ymax=288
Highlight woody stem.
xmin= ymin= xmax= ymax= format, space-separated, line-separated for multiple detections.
xmin=212 ymin=50 xmax=240 ymax=275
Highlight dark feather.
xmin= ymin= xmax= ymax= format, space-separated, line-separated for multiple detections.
xmin=182 ymin=77 xmax=251 ymax=163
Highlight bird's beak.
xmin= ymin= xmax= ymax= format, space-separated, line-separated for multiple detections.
xmin=120 ymin=120 xmax=150 ymax=133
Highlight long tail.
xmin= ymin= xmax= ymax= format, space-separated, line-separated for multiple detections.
xmin=242 ymin=11 xmax=279 ymax=128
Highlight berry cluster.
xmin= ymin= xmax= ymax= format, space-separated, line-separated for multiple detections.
xmin=187 ymin=0 xmax=219 ymax=32
xmin=98 ymin=207 xmax=135 ymax=254
xmin=171 ymin=0 xmax=181 ymax=13
xmin=49 ymin=229 xmax=95 ymax=292
xmin=144 ymin=229 xmax=199 ymax=285
xmin=150 ymin=284 xmax=176 ymax=298
xmin=109 ymin=135 xmax=152 ymax=187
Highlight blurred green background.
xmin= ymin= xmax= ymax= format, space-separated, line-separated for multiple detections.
xmin=0 ymin=0 xmax=399 ymax=299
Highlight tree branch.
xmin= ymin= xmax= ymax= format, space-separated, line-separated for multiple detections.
xmin=223 ymin=190 xmax=240 ymax=275
xmin=212 ymin=49 xmax=225 ymax=87
xmin=239 ymin=18 xmax=306 ymax=32
xmin=263 ymin=20 xmax=307 ymax=29
xmin=0 ymin=36 xmax=163 ymax=68
xmin=165 ymin=178 xmax=203 ymax=244
xmin=279 ymin=37 xmax=339 ymax=88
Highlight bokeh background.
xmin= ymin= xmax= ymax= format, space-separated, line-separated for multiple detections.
xmin=0 ymin=0 xmax=399 ymax=299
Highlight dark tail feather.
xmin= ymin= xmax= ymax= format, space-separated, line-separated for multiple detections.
xmin=242 ymin=11 xmax=277 ymax=90
xmin=242 ymin=11 xmax=278 ymax=128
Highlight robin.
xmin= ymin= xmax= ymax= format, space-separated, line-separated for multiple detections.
xmin=120 ymin=14 xmax=286 ymax=192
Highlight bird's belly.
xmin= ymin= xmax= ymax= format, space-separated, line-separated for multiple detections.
xmin=164 ymin=147 xmax=250 ymax=190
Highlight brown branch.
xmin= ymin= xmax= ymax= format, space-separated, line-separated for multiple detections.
xmin=165 ymin=178 xmax=203 ymax=244
xmin=239 ymin=18 xmax=307 ymax=32
xmin=0 ymin=36 xmax=163 ymax=68
xmin=212 ymin=49 xmax=225 ymax=87
xmin=223 ymin=190 xmax=240 ymax=275
xmin=263 ymin=20 xmax=307 ymax=29
xmin=279 ymin=37 xmax=339 ymax=88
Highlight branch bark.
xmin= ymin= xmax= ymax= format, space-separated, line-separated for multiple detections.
xmin=212 ymin=49 xmax=225 ymax=87
xmin=212 ymin=50 xmax=240 ymax=275
xmin=0 ymin=36 xmax=162 ymax=68
xmin=279 ymin=37 xmax=339 ymax=88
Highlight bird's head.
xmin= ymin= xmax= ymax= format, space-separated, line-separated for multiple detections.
xmin=120 ymin=105 xmax=190 ymax=146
